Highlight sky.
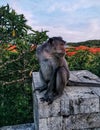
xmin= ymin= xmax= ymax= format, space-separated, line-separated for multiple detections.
xmin=0 ymin=0 xmax=100 ymax=42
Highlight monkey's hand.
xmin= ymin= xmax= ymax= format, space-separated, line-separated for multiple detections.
xmin=40 ymin=92 xmax=55 ymax=104
xmin=40 ymin=96 xmax=53 ymax=104
xmin=40 ymin=97 xmax=47 ymax=102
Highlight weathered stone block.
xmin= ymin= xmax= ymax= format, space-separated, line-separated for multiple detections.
xmin=63 ymin=87 xmax=99 ymax=115
xmin=39 ymin=117 xmax=63 ymax=130
xmin=63 ymin=113 xmax=100 ymax=130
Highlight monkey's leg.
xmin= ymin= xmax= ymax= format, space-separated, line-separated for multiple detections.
xmin=40 ymin=81 xmax=55 ymax=103
xmin=54 ymin=67 xmax=67 ymax=99
xmin=48 ymin=67 xmax=68 ymax=103
xmin=42 ymin=67 xmax=67 ymax=104
xmin=40 ymin=69 xmax=57 ymax=103
xmin=41 ymin=67 xmax=64 ymax=104
xmin=40 ymin=66 xmax=67 ymax=104
xmin=41 ymin=67 xmax=66 ymax=104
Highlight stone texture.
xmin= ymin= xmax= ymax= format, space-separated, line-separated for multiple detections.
xmin=63 ymin=113 xmax=100 ymax=130
xmin=63 ymin=87 xmax=99 ymax=115
xmin=39 ymin=116 xmax=63 ymax=130
xmin=70 ymin=70 xmax=100 ymax=83
xmin=0 ymin=123 xmax=34 ymax=130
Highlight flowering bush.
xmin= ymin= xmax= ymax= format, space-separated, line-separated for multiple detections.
xmin=0 ymin=40 xmax=39 ymax=126
xmin=89 ymin=48 xmax=100 ymax=54
xmin=66 ymin=46 xmax=100 ymax=77
xmin=66 ymin=45 xmax=100 ymax=56
xmin=75 ymin=45 xmax=89 ymax=51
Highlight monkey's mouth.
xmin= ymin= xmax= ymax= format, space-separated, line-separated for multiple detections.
xmin=53 ymin=52 xmax=65 ymax=57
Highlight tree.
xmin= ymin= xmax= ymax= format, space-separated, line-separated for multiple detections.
xmin=0 ymin=4 xmax=31 ymax=43
xmin=0 ymin=4 xmax=49 ymax=45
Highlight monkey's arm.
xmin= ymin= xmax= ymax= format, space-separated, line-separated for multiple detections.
xmin=40 ymin=68 xmax=57 ymax=104
xmin=41 ymin=66 xmax=66 ymax=104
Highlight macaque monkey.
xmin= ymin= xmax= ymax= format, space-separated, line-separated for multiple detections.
xmin=35 ymin=37 xmax=100 ymax=104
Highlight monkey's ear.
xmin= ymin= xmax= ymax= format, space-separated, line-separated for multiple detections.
xmin=58 ymin=37 xmax=63 ymax=40
xmin=48 ymin=38 xmax=53 ymax=44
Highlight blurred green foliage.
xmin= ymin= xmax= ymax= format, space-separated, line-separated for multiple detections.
xmin=0 ymin=40 xmax=38 ymax=126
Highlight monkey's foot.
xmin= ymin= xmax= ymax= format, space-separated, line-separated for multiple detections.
xmin=47 ymin=99 xmax=53 ymax=104
xmin=40 ymin=97 xmax=48 ymax=102
xmin=40 ymin=97 xmax=54 ymax=104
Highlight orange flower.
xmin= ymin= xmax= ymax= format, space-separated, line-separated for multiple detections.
xmin=75 ymin=46 xmax=89 ymax=51
xmin=10 ymin=49 xmax=17 ymax=53
xmin=65 ymin=48 xmax=70 ymax=52
xmin=66 ymin=51 xmax=76 ymax=56
xmin=6 ymin=45 xmax=18 ymax=53
xmin=7 ymin=45 xmax=16 ymax=51
xmin=89 ymin=48 xmax=100 ymax=54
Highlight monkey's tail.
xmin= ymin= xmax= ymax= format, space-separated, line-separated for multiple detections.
xmin=67 ymin=80 xmax=100 ymax=87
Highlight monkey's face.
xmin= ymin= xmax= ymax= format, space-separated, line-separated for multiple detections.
xmin=49 ymin=39 xmax=66 ymax=57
